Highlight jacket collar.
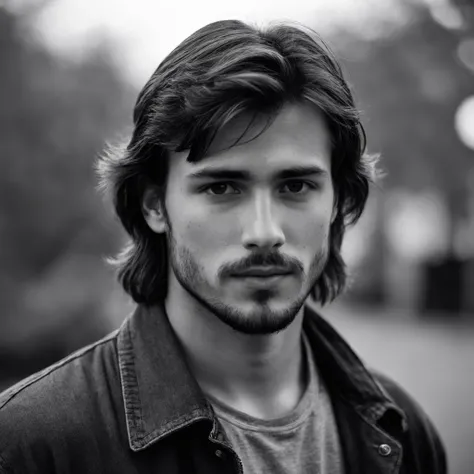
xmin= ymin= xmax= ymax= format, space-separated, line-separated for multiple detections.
xmin=117 ymin=302 xmax=406 ymax=452
xmin=302 ymin=306 xmax=407 ymax=431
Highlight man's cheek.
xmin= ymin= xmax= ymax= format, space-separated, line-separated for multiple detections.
xmin=187 ymin=221 xmax=236 ymax=249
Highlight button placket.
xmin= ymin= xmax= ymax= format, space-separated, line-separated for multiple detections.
xmin=209 ymin=423 xmax=243 ymax=473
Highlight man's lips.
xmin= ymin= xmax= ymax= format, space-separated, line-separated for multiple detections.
xmin=231 ymin=267 xmax=293 ymax=277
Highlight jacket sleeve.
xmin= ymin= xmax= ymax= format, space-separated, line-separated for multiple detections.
xmin=0 ymin=454 xmax=12 ymax=474
xmin=374 ymin=371 xmax=448 ymax=474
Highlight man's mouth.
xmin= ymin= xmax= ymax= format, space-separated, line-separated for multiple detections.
xmin=231 ymin=266 xmax=293 ymax=278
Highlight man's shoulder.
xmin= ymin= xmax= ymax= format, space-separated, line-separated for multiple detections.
xmin=370 ymin=370 xmax=448 ymax=473
xmin=0 ymin=330 xmax=121 ymax=472
xmin=0 ymin=330 xmax=119 ymax=412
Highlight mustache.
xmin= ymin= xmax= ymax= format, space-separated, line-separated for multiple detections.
xmin=220 ymin=252 xmax=304 ymax=277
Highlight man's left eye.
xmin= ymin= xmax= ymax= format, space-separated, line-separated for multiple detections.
xmin=280 ymin=180 xmax=311 ymax=194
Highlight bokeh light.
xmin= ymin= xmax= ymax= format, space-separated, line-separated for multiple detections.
xmin=455 ymin=95 xmax=474 ymax=150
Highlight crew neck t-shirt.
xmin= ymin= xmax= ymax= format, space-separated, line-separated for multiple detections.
xmin=207 ymin=334 xmax=345 ymax=474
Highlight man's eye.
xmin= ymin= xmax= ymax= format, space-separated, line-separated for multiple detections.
xmin=204 ymin=183 xmax=240 ymax=195
xmin=280 ymin=180 xmax=313 ymax=194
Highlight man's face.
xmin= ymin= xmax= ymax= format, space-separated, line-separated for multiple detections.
xmin=155 ymin=102 xmax=335 ymax=334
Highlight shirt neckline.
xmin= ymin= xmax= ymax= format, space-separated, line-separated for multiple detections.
xmin=206 ymin=332 xmax=318 ymax=433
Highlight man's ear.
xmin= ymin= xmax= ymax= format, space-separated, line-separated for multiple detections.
xmin=142 ymin=186 xmax=168 ymax=234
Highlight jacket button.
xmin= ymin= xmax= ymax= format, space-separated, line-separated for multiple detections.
xmin=378 ymin=444 xmax=392 ymax=456
xmin=215 ymin=449 xmax=224 ymax=459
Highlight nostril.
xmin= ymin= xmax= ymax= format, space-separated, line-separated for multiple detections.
xmin=243 ymin=240 xmax=284 ymax=251
xmin=241 ymin=225 xmax=285 ymax=250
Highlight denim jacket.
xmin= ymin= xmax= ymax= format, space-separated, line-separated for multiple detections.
xmin=0 ymin=304 xmax=447 ymax=473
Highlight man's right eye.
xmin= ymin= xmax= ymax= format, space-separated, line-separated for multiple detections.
xmin=203 ymin=183 xmax=240 ymax=195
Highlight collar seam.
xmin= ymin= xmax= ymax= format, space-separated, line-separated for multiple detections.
xmin=117 ymin=319 xmax=145 ymax=450
xmin=351 ymin=397 xmax=405 ymax=447
xmin=129 ymin=410 xmax=214 ymax=451
xmin=336 ymin=392 xmax=407 ymax=441
xmin=117 ymin=311 xmax=215 ymax=451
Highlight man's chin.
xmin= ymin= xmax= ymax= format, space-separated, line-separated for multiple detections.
xmin=214 ymin=299 xmax=305 ymax=335
xmin=173 ymin=270 xmax=307 ymax=334
xmin=219 ymin=315 xmax=296 ymax=335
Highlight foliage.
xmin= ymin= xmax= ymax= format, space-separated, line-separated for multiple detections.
xmin=0 ymin=6 xmax=135 ymax=361
xmin=329 ymin=2 xmax=474 ymax=302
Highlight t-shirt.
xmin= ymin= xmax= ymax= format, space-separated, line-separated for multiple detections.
xmin=208 ymin=334 xmax=345 ymax=474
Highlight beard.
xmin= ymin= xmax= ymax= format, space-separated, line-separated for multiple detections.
xmin=166 ymin=233 xmax=329 ymax=335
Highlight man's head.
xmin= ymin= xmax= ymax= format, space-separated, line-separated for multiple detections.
xmin=98 ymin=20 xmax=376 ymax=333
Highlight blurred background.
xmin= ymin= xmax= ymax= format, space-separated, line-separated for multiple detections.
xmin=0 ymin=0 xmax=473 ymax=472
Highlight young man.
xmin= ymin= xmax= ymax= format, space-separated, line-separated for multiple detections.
xmin=0 ymin=20 xmax=446 ymax=473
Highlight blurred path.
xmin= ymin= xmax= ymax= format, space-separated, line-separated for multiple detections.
xmin=322 ymin=302 xmax=474 ymax=474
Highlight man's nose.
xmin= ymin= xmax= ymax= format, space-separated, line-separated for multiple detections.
xmin=241 ymin=192 xmax=285 ymax=251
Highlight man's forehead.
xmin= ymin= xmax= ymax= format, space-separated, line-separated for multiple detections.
xmin=205 ymin=103 xmax=329 ymax=156
xmin=205 ymin=111 xmax=270 ymax=156
xmin=168 ymin=103 xmax=331 ymax=178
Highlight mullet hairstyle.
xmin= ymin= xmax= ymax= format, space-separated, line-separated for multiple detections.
xmin=97 ymin=19 xmax=378 ymax=307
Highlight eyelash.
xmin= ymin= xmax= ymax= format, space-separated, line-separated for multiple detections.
xmin=201 ymin=180 xmax=319 ymax=196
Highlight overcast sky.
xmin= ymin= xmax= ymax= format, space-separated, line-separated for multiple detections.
xmin=11 ymin=0 xmax=471 ymax=149
xmin=31 ymin=0 xmax=411 ymax=85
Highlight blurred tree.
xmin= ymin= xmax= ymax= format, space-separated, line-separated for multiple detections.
xmin=0 ymin=5 xmax=135 ymax=374
xmin=331 ymin=1 xmax=474 ymax=303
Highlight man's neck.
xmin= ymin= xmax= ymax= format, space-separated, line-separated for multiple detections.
xmin=164 ymin=291 xmax=308 ymax=420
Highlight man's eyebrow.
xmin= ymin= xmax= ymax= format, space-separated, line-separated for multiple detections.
xmin=275 ymin=166 xmax=328 ymax=180
xmin=187 ymin=165 xmax=328 ymax=181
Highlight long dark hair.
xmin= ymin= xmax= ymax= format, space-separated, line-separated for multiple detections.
xmin=97 ymin=19 xmax=377 ymax=306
